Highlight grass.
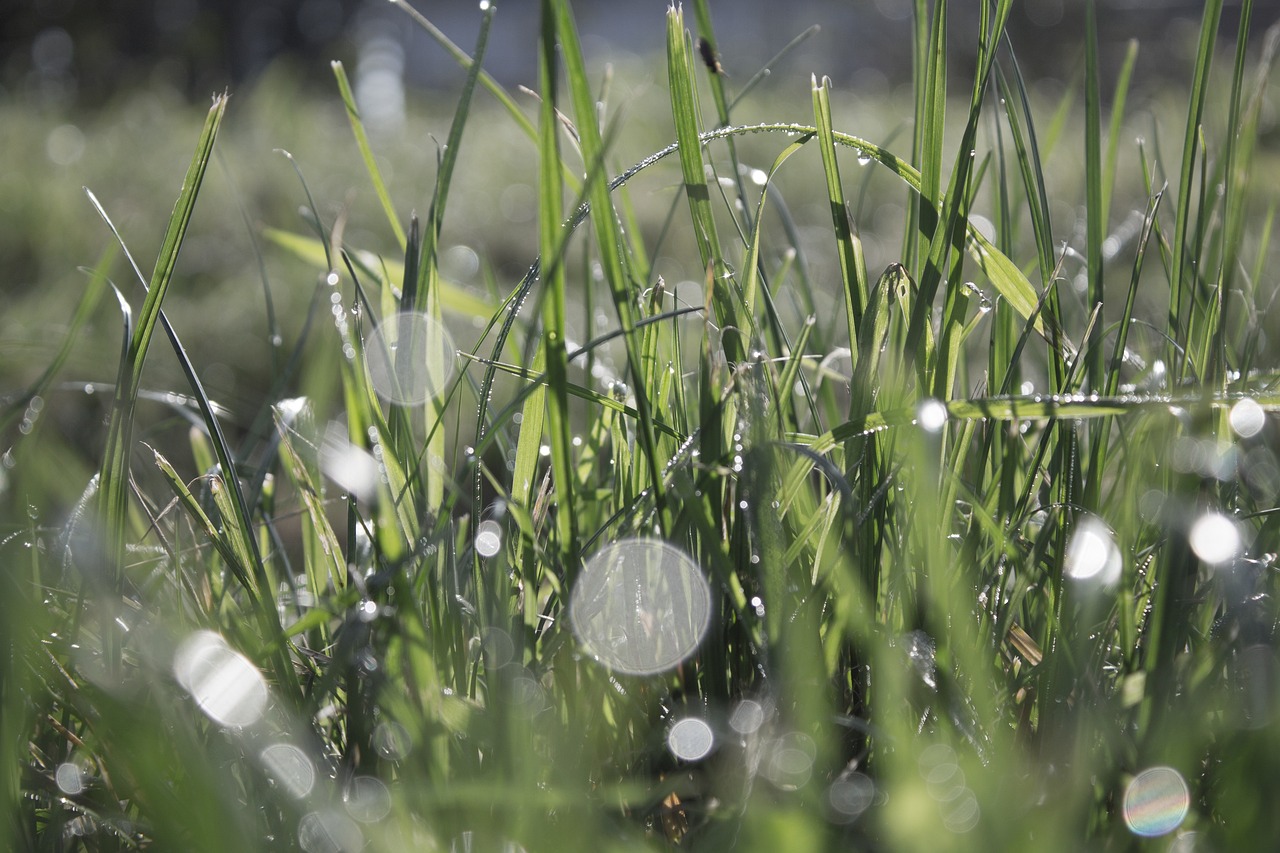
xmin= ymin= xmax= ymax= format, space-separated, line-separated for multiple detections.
xmin=4 ymin=0 xmax=1280 ymax=849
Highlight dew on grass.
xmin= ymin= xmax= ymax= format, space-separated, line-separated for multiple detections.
xmin=827 ymin=772 xmax=874 ymax=823
xmin=1189 ymin=512 xmax=1241 ymax=566
xmin=344 ymin=775 xmax=392 ymax=823
xmin=173 ymin=631 xmax=268 ymax=729
xmin=1123 ymin=766 xmax=1189 ymax=837
xmin=729 ymin=699 xmax=766 ymax=735
xmin=1230 ymin=398 xmax=1266 ymax=438
xmin=667 ymin=717 xmax=715 ymax=761
xmin=373 ymin=720 xmax=413 ymax=760
xmin=568 ymin=539 xmax=711 ymax=676
xmin=365 ymin=311 xmax=456 ymax=406
xmin=857 ymin=151 xmax=873 ymax=166
xmin=261 ymin=743 xmax=316 ymax=799
xmin=475 ymin=520 xmax=503 ymax=558
xmin=298 ymin=809 xmax=363 ymax=853
xmin=1065 ymin=515 xmax=1122 ymax=586
xmin=917 ymin=398 xmax=948 ymax=433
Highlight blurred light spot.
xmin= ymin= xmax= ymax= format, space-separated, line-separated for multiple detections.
xmin=729 ymin=699 xmax=766 ymax=735
xmin=1065 ymin=515 xmax=1122 ymax=585
xmin=373 ymin=720 xmax=413 ymax=760
xmin=569 ymin=539 xmax=711 ymax=676
xmin=480 ymin=626 xmax=513 ymax=668
xmin=46 ymin=124 xmax=85 ymax=165
xmin=1123 ymin=766 xmax=1189 ymax=837
xmin=827 ymin=773 xmax=875 ymax=823
xmin=1189 ymin=512 xmax=1241 ymax=566
xmin=298 ymin=810 xmax=363 ymax=853
xmin=499 ymin=183 xmax=535 ymax=223
xmin=748 ymin=167 xmax=768 ymax=186
xmin=261 ymin=743 xmax=316 ymax=799
xmin=320 ymin=422 xmax=379 ymax=502
xmin=667 ymin=717 xmax=715 ymax=761
xmin=942 ymin=788 xmax=981 ymax=833
xmin=441 ymin=245 xmax=480 ymax=282
xmin=917 ymin=398 xmax=948 ymax=433
xmin=344 ymin=775 xmax=392 ymax=823
xmin=475 ymin=520 xmax=503 ymax=558
xmin=55 ymin=762 xmax=86 ymax=795
xmin=366 ymin=311 xmax=457 ymax=406
xmin=173 ymin=631 xmax=268 ymax=729
xmin=765 ymin=732 xmax=816 ymax=790
xmin=32 ymin=28 xmax=74 ymax=75
xmin=355 ymin=33 xmax=405 ymax=134
xmin=969 ymin=214 xmax=996 ymax=243
xmin=1230 ymin=398 xmax=1266 ymax=439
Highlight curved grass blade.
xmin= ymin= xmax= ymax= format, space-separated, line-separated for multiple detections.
xmin=331 ymin=61 xmax=407 ymax=251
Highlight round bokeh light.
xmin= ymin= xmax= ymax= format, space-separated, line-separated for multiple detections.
xmin=365 ymin=311 xmax=456 ymax=406
xmin=173 ymin=631 xmax=268 ymax=729
xmin=1123 ymin=766 xmax=1190 ymax=837
xmin=667 ymin=717 xmax=715 ymax=761
xmin=568 ymin=539 xmax=711 ymax=676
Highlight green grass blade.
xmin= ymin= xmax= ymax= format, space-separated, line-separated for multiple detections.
xmin=331 ymin=61 xmax=407 ymax=251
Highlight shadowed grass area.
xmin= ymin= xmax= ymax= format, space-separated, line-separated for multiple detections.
xmin=4 ymin=0 xmax=1280 ymax=850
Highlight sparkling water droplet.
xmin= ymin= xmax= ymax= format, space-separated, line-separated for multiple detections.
xmin=856 ymin=151 xmax=873 ymax=166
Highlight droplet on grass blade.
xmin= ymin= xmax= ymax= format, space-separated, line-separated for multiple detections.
xmin=568 ymin=539 xmax=711 ymax=676
xmin=1189 ymin=512 xmax=1241 ymax=566
xmin=365 ymin=311 xmax=456 ymax=406
xmin=173 ymin=631 xmax=268 ymax=729
xmin=1123 ymin=767 xmax=1189 ymax=837
xmin=667 ymin=717 xmax=715 ymax=761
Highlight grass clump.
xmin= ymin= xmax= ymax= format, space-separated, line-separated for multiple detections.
xmin=4 ymin=0 xmax=1280 ymax=850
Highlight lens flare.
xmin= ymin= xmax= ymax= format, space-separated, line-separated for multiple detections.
xmin=173 ymin=631 xmax=268 ymax=729
xmin=569 ymin=539 xmax=711 ymax=676
xmin=1123 ymin=766 xmax=1189 ymax=837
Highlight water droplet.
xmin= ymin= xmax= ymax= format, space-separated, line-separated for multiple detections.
xmin=326 ymin=271 xmax=340 ymax=287
xmin=173 ymin=631 xmax=268 ymax=729
xmin=667 ymin=717 xmax=715 ymax=761
xmin=1230 ymin=398 xmax=1266 ymax=439
xmin=365 ymin=311 xmax=457 ymax=406
xmin=1123 ymin=766 xmax=1189 ymax=837
xmin=856 ymin=151 xmax=873 ymax=166
xmin=475 ymin=520 xmax=503 ymax=558
xmin=1189 ymin=512 xmax=1241 ymax=565
xmin=568 ymin=539 xmax=712 ymax=676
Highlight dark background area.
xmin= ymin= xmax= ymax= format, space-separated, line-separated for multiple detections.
xmin=2 ymin=0 xmax=1266 ymax=112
